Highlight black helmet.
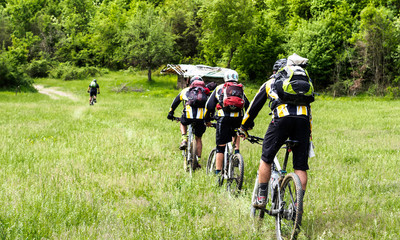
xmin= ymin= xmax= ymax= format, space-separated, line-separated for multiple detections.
xmin=272 ymin=59 xmax=287 ymax=72
xmin=189 ymin=75 xmax=203 ymax=85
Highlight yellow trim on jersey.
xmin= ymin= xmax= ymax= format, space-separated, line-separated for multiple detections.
xmin=185 ymin=105 xmax=193 ymax=118
xmin=297 ymin=106 xmax=307 ymax=115
xmin=276 ymin=104 xmax=289 ymax=118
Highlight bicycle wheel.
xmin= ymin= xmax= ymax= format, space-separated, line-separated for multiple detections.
xmin=275 ymin=173 xmax=303 ymax=240
xmin=190 ymin=137 xmax=197 ymax=171
xmin=226 ymin=153 xmax=244 ymax=194
xmin=206 ymin=149 xmax=217 ymax=175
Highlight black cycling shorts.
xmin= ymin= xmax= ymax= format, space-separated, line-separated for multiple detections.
xmin=261 ymin=116 xmax=311 ymax=171
xmin=90 ymin=90 xmax=97 ymax=97
xmin=216 ymin=116 xmax=242 ymax=146
xmin=180 ymin=116 xmax=206 ymax=138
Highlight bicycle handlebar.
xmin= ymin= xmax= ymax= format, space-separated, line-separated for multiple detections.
xmin=245 ymin=135 xmax=263 ymax=145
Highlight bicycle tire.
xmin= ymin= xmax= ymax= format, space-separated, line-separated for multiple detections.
xmin=275 ymin=173 xmax=303 ymax=240
xmin=226 ymin=153 xmax=244 ymax=194
xmin=206 ymin=149 xmax=217 ymax=175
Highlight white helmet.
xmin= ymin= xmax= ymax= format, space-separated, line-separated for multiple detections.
xmin=223 ymin=69 xmax=239 ymax=82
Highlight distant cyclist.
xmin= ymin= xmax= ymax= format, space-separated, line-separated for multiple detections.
xmin=167 ymin=76 xmax=211 ymax=168
xmin=87 ymin=79 xmax=100 ymax=105
xmin=240 ymin=54 xmax=314 ymax=208
xmin=204 ymin=69 xmax=250 ymax=177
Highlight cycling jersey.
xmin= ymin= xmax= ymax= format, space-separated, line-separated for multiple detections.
xmin=169 ymin=87 xmax=207 ymax=120
xmin=241 ymin=79 xmax=312 ymax=130
xmin=89 ymin=83 xmax=99 ymax=93
xmin=204 ymin=84 xmax=250 ymax=121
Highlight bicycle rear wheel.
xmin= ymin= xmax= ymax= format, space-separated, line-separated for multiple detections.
xmin=206 ymin=149 xmax=217 ymax=175
xmin=190 ymin=137 xmax=197 ymax=172
xmin=226 ymin=153 xmax=244 ymax=194
xmin=276 ymin=173 xmax=303 ymax=240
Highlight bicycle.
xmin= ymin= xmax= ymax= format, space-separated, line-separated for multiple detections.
xmin=206 ymin=123 xmax=244 ymax=194
xmin=249 ymin=138 xmax=304 ymax=240
xmin=173 ymin=117 xmax=199 ymax=176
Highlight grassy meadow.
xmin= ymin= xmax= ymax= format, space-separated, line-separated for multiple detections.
xmin=1 ymin=71 xmax=399 ymax=239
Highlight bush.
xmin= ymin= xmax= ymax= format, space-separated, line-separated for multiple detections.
xmin=0 ymin=51 xmax=32 ymax=90
xmin=49 ymin=62 xmax=105 ymax=80
xmin=26 ymin=59 xmax=52 ymax=78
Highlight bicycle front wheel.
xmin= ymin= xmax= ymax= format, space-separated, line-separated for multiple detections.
xmin=226 ymin=153 xmax=244 ymax=194
xmin=276 ymin=173 xmax=303 ymax=240
xmin=206 ymin=148 xmax=217 ymax=175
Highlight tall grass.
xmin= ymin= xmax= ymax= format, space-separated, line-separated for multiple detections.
xmin=0 ymin=72 xmax=399 ymax=239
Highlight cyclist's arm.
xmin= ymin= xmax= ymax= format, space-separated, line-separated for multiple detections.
xmin=241 ymin=82 xmax=269 ymax=130
xmin=169 ymin=92 xmax=182 ymax=113
xmin=97 ymin=85 xmax=100 ymax=93
xmin=204 ymin=89 xmax=217 ymax=122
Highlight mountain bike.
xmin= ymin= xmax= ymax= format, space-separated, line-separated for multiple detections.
xmin=206 ymin=124 xmax=244 ymax=194
xmin=173 ymin=117 xmax=199 ymax=176
xmin=250 ymin=138 xmax=304 ymax=240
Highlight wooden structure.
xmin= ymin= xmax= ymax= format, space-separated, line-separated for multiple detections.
xmin=161 ymin=64 xmax=229 ymax=88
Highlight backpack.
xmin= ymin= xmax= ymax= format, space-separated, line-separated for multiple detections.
xmin=90 ymin=81 xmax=97 ymax=88
xmin=218 ymin=82 xmax=245 ymax=112
xmin=272 ymin=65 xmax=314 ymax=106
xmin=185 ymin=81 xmax=208 ymax=108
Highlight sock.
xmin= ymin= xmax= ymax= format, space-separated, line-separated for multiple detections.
xmin=215 ymin=170 xmax=221 ymax=175
xmin=259 ymin=183 xmax=268 ymax=191
xmin=234 ymin=149 xmax=240 ymax=154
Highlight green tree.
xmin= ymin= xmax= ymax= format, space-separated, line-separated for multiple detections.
xmin=351 ymin=5 xmax=396 ymax=94
xmin=199 ymin=0 xmax=254 ymax=68
xmin=120 ymin=3 xmax=174 ymax=81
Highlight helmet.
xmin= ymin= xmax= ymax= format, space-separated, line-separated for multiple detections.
xmin=272 ymin=59 xmax=287 ymax=72
xmin=223 ymin=70 xmax=239 ymax=82
xmin=189 ymin=75 xmax=203 ymax=85
xmin=93 ymin=79 xmax=97 ymax=82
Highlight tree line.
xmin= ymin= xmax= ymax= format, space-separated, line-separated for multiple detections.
xmin=0 ymin=0 xmax=399 ymax=97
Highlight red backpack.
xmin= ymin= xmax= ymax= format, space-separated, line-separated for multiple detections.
xmin=218 ymin=82 xmax=244 ymax=112
xmin=186 ymin=80 xmax=208 ymax=108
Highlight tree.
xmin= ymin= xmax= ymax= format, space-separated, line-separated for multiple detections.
xmin=120 ymin=3 xmax=174 ymax=81
xmin=199 ymin=0 xmax=254 ymax=68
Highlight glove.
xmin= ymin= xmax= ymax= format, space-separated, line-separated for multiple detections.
xmin=167 ymin=112 xmax=174 ymax=120
xmin=238 ymin=127 xmax=249 ymax=139
xmin=98 ymin=92 xmax=100 ymax=94
xmin=87 ymin=90 xmax=89 ymax=93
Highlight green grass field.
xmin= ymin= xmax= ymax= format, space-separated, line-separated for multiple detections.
xmin=1 ymin=71 xmax=399 ymax=239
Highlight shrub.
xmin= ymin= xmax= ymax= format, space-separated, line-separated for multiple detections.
xmin=0 ymin=51 xmax=32 ymax=89
xmin=49 ymin=62 xmax=104 ymax=81
xmin=26 ymin=59 xmax=52 ymax=78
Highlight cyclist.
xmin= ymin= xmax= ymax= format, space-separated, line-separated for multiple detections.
xmin=204 ymin=69 xmax=250 ymax=177
xmin=240 ymin=54 xmax=313 ymax=208
xmin=167 ymin=76 xmax=211 ymax=168
xmin=87 ymin=79 xmax=100 ymax=104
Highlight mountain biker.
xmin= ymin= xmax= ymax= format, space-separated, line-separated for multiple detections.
xmin=167 ymin=76 xmax=211 ymax=168
xmin=240 ymin=54 xmax=313 ymax=208
xmin=204 ymin=69 xmax=250 ymax=177
xmin=87 ymin=79 xmax=100 ymax=105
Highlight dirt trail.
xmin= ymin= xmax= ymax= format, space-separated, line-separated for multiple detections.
xmin=34 ymin=84 xmax=79 ymax=101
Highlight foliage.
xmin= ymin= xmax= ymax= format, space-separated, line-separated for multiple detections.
xmin=0 ymin=0 xmax=399 ymax=96
xmin=120 ymin=2 xmax=174 ymax=81
xmin=49 ymin=62 xmax=103 ymax=81
xmin=199 ymin=0 xmax=255 ymax=68
xmin=0 ymin=50 xmax=31 ymax=89
xmin=26 ymin=59 xmax=52 ymax=78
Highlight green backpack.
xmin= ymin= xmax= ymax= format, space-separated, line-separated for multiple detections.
xmin=90 ymin=81 xmax=97 ymax=88
xmin=272 ymin=65 xmax=314 ymax=106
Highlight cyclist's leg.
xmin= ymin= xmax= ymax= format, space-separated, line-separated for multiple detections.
xmin=260 ymin=117 xmax=291 ymax=184
xmin=179 ymin=115 xmax=190 ymax=149
xmin=291 ymin=117 xmax=311 ymax=191
xmin=215 ymin=116 xmax=231 ymax=173
xmin=193 ymin=120 xmax=206 ymax=159
xmin=231 ymin=117 xmax=242 ymax=152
